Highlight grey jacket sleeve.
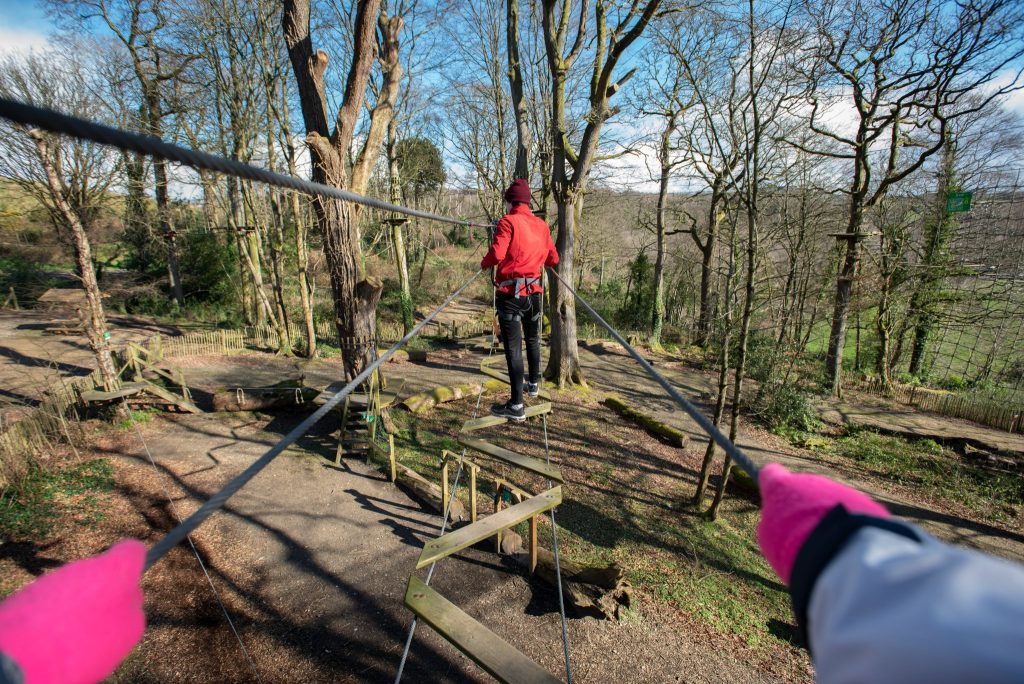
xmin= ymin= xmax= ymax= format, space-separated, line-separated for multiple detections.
xmin=799 ymin=510 xmax=1024 ymax=684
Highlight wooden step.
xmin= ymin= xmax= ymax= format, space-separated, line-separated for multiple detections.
xmin=404 ymin=576 xmax=560 ymax=684
xmin=461 ymin=403 xmax=552 ymax=432
xmin=416 ymin=486 xmax=561 ymax=569
xmin=143 ymin=383 xmax=202 ymax=414
xmin=457 ymin=436 xmax=562 ymax=482
xmin=81 ymin=382 xmax=147 ymax=402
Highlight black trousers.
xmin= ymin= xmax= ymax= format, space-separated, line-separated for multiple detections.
xmin=496 ymin=291 xmax=542 ymax=405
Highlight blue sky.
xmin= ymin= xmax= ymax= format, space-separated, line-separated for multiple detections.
xmin=0 ymin=0 xmax=53 ymax=52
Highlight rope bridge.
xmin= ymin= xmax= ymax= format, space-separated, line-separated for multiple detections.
xmin=0 ymin=98 xmax=760 ymax=683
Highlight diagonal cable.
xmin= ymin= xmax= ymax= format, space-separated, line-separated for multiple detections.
xmin=145 ymin=269 xmax=483 ymax=570
xmin=547 ymin=268 xmax=761 ymax=482
xmin=0 ymin=99 xmax=490 ymax=229
xmin=394 ymin=324 xmax=498 ymax=683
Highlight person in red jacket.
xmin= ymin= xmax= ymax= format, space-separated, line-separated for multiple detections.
xmin=481 ymin=179 xmax=559 ymax=421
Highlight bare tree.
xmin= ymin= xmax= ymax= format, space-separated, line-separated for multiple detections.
xmin=282 ymin=0 xmax=403 ymax=379
xmin=541 ymin=0 xmax=663 ymax=386
xmin=0 ymin=53 xmax=123 ymax=395
xmin=796 ymin=0 xmax=1024 ymax=394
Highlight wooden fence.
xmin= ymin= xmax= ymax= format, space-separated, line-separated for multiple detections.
xmin=0 ymin=370 xmax=101 ymax=486
xmin=864 ymin=378 xmax=1024 ymax=434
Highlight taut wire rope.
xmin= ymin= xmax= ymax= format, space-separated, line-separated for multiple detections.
xmin=547 ymin=268 xmax=761 ymax=483
xmin=0 ymin=99 xmax=491 ymax=230
xmin=145 ymin=269 xmax=483 ymax=570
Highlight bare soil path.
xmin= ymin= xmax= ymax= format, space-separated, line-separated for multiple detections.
xmin=817 ymin=394 xmax=1024 ymax=457
xmin=0 ymin=309 xmax=179 ymax=417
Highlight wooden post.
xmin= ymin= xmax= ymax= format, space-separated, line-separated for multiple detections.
xmin=442 ymin=461 xmax=450 ymax=515
xmin=529 ymin=515 xmax=538 ymax=574
xmin=469 ymin=463 xmax=478 ymax=523
xmin=388 ymin=435 xmax=396 ymax=482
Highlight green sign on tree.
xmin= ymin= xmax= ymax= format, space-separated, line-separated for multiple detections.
xmin=946 ymin=191 xmax=972 ymax=213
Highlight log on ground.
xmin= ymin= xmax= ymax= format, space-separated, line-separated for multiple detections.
xmin=514 ymin=547 xmax=632 ymax=620
xmin=212 ymin=386 xmax=320 ymax=412
xmin=399 ymin=379 xmax=506 ymax=414
xmin=603 ymin=395 xmax=687 ymax=448
xmin=394 ymin=463 xmax=468 ymax=523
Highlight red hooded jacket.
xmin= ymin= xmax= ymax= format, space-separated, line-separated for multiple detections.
xmin=480 ymin=204 xmax=559 ymax=296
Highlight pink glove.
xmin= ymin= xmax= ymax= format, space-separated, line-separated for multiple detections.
xmin=0 ymin=539 xmax=146 ymax=684
xmin=757 ymin=463 xmax=889 ymax=585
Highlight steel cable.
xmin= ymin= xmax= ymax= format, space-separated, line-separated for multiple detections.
xmin=145 ymin=269 xmax=483 ymax=570
xmin=548 ymin=268 xmax=761 ymax=482
xmin=0 ymin=99 xmax=491 ymax=229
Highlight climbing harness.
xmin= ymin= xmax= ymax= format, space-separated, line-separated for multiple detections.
xmin=496 ymin=275 xmax=542 ymax=298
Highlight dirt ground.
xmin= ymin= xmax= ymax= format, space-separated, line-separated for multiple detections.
xmin=570 ymin=340 xmax=1024 ymax=563
xmin=0 ymin=309 xmax=181 ymax=418
xmin=2 ymin=408 xmax=774 ymax=683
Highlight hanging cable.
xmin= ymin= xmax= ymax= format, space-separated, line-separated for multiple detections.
xmin=547 ymin=267 xmax=761 ymax=482
xmin=119 ymin=397 xmax=264 ymax=683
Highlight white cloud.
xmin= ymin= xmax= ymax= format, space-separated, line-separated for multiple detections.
xmin=0 ymin=26 xmax=50 ymax=55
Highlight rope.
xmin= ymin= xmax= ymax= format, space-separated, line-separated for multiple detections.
xmin=0 ymin=99 xmax=490 ymax=230
xmin=119 ymin=398 xmax=264 ymax=683
xmin=393 ymin=327 xmax=498 ymax=683
xmin=541 ymin=413 xmax=573 ymax=684
xmin=145 ymin=269 xmax=484 ymax=570
xmin=548 ymin=268 xmax=761 ymax=483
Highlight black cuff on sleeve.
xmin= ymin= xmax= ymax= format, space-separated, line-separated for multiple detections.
xmin=789 ymin=504 xmax=922 ymax=652
xmin=0 ymin=651 xmax=24 ymax=684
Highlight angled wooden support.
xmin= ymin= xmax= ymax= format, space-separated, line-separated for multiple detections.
xmin=404 ymin=576 xmax=560 ymax=684
xmin=457 ymin=436 xmax=563 ymax=482
xmin=440 ymin=450 xmax=481 ymax=523
xmin=417 ymin=486 xmax=561 ymax=569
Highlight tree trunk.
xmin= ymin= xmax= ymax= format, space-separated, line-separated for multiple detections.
xmin=546 ymin=186 xmax=585 ymax=386
xmin=145 ymin=81 xmax=183 ymax=307
xmin=283 ymin=0 xmax=400 ymax=380
xmin=387 ymin=121 xmax=415 ymax=334
xmin=507 ymin=0 xmax=530 ymax=180
xmin=825 ymin=139 xmax=872 ymax=395
xmin=30 ymin=131 xmax=121 ymax=399
xmin=692 ymin=216 xmax=738 ymax=507
xmin=281 ymin=89 xmax=317 ymax=358
xmin=694 ymin=183 xmax=724 ymax=347
xmin=651 ymin=119 xmax=673 ymax=348
xmin=909 ymin=135 xmax=957 ymax=377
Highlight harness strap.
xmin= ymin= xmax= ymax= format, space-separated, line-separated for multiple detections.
xmin=496 ymin=276 xmax=541 ymax=298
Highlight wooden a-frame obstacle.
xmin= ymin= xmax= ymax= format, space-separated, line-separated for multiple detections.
xmin=402 ymin=354 xmax=565 ymax=683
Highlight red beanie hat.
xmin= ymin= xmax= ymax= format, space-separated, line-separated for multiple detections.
xmin=504 ymin=179 xmax=531 ymax=205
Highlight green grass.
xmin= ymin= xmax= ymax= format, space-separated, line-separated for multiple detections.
xmin=803 ymin=428 xmax=1022 ymax=522
xmin=0 ymin=459 xmax=114 ymax=540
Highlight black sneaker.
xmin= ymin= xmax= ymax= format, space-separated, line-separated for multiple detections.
xmin=491 ymin=401 xmax=526 ymax=422
xmin=524 ymin=381 xmax=540 ymax=398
